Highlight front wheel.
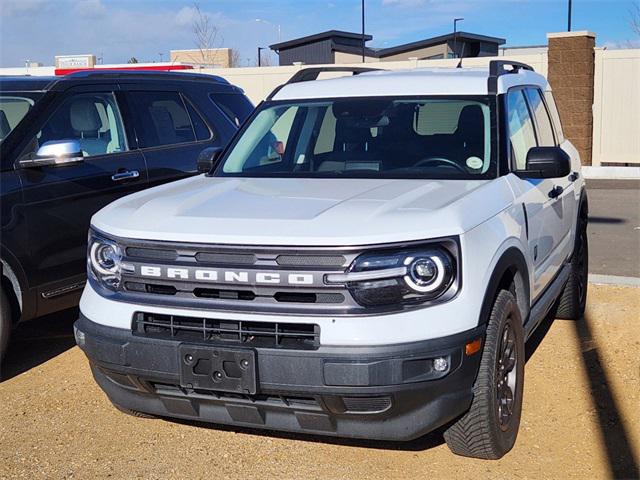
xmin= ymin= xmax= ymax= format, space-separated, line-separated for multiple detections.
xmin=444 ymin=290 xmax=525 ymax=459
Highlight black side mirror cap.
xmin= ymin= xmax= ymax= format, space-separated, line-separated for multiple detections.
xmin=197 ymin=146 xmax=223 ymax=174
xmin=516 ymin=146 xmax=571 ymax=179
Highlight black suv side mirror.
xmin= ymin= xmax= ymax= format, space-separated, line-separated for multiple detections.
xmin=518 ymin=146 xmax=571 ymax=179
xmin=197 ymin=146 xmax=223 ymax=174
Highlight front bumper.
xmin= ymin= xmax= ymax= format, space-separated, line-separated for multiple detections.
xmin=75 ymin=314 xmax=484 ymax=441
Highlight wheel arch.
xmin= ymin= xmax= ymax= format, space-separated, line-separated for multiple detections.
xmin=478 ymin=247 xmax=530 ymax=327
xmin=1 ymin=255 xmax=26 ymax=324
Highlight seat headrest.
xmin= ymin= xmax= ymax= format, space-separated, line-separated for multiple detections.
xmin=70 ymin=98 xmax=101 ymax=133
xmin=456 ymin=105 xmax=484 ymax=134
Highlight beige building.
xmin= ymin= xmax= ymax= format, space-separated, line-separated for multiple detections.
xmin=170 ymin=48 xmax=232 ymax=68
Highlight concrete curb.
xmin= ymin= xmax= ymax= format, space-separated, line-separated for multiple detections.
xmin=588 ymin=274 xmax=640 ymax=287
xmin=582 ymin=166 xmax=640 ymax=180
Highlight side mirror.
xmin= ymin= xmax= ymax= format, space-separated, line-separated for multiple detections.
xmin=197 ymin=146 xmax=223 ymax=174
xmin=18 ymin=139 xmax=84 ymax=168
xmin=518 ymin=146 xmax=571 ymax=179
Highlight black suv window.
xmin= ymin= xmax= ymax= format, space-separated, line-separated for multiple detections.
xmin=210 ymin=93 xmax=253 ymax=127
xmin=20 ymin=92 xmax=128 ymax=159
xmin=130 ymin=92 xmax=210 ymax=148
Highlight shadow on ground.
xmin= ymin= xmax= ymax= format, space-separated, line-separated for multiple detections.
xmin=0 ymin=307 xmax=78 ymax=382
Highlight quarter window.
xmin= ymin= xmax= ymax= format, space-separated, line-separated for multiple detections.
xmin=507 ymin=90 xmax=537 ymax=170
xmin=0 ymin=95 xmax=35 ymax=141
xmin=544 ymin=91 xmax=564 ymax=143
xmin=525 ymin=88 xmax=555 ymax=147
xmin=210 ymin=93 xmax=253 ymax=127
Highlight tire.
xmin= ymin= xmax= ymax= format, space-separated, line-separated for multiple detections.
xmin=555 ymin=211 xmax=588 ymax=320
xmin=0 ymin=287 xmax=11 ymax=363
xmin=444 ymin=290 xmax=525 ymax=459
xmin=113 ymin=403 xmax=157 ymax=419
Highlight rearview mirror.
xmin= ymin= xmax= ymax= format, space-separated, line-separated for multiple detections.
xmin=517 ymin=146 xmax=571 ymax=179
xmin=18 ymin=139 xmax=84 ymax=168
xmin=197 ymin=146 xmax=223 ymax=174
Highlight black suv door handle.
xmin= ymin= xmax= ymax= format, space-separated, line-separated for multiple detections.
xmin=111 ymin=170 xmax=140 ymax=182
xmin=548 ymin=185 xmax=564 ymax=199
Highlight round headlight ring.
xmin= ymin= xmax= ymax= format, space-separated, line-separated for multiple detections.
xmin=90 ymin=241 xmax=121 ymax=276
xmin=403 ymin=254 xmax=447 ymax=293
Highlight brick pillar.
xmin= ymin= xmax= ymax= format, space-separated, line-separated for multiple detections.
xmin=546 ymin=31 xmax=596 ymax=166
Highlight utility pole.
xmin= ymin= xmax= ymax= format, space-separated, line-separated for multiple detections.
xmin=453 ymin=18 xmax=464 ymax=59
xmin=567 ymin=0 xmax=572 ymax=31
xmin=361 ymin=0 xmax=366 ymax=62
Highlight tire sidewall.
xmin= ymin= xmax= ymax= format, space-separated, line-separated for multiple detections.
xmin=482 ymin=290 xmax=525 ymax=454
xmin=0 ymin=288 xmax=11 ymax=362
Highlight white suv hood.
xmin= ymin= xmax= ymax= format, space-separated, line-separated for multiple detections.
xmin=92 ymin=175 xmax=515 ymax=246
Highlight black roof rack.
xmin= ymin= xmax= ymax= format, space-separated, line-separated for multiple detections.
xmin=487 ymin=60 xmax=534 ymax=94
xmin=266 ymin=66 xmax=381 ymax=100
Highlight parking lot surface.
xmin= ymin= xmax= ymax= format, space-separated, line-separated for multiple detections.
xmin=1 ymin=283 xmax=638 ymax=479
xmin=586 ymin=179 xmax=640 ymax=278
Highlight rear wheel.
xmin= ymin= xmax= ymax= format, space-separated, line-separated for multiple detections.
xmin=444 ymin=290 xmax=525 ymax=459
xmin=556 ymin=209 xmax=588 ymax=320
xmin=0 ymin=287 xmax=11 ymax=363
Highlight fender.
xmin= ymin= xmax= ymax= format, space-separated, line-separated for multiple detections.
xmin=477 ymin=246 xmax=530 ymax=327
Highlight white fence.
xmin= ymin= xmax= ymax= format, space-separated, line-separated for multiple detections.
xmin=199 ymin=52 xmax=549 ymax=105
xmin=592 ymin=48 xmax=640 ymax=165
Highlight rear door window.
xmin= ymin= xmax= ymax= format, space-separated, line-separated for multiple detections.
xmin=130 ymin=92 xmax=210 ymax=148
xmin=210 ymin=93 xmax=253 ymax=127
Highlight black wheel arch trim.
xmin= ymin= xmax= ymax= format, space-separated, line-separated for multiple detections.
xmin=478 ymin=247 xmax=530 ymax=327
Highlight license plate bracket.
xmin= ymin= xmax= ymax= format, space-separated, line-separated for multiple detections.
xmin=179 ymin=345 xmax=257 ymax=394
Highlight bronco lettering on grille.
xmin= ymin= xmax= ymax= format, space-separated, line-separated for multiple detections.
xmin=133 ymin=264 xmax=316 ymax=286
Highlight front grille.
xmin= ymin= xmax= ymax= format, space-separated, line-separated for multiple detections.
xmin=133 ymin=312 xmax=320 ymax=349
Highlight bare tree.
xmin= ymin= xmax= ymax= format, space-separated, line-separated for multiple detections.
xmin=127 ymin=57 xmax=139 ymax=64
xmin=192 ymin=3 xmax=221 ymax=66
xmin=257 ymin=50 xmax=273 ymax=67
xmin=229 ymin=49 xmax=242 ymax=68
xmin=631 ymin=2 xmax=640 ymax=37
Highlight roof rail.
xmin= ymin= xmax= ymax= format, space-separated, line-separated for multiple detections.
xmin=61 ymin=70 xmax=230 ymax=84
xmin=487 ymin=60 xmax=534 ymax=94
xmin=266 ymin=66 xmax=381 ymax=100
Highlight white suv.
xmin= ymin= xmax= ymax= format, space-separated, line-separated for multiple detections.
xmin=74 ymin=62 xmax=588 ymax=459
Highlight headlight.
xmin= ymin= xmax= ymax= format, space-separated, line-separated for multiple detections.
xmin=88 ymin=231 xmax=123 ymax=290
xmin=326 ymin=245 xmax=457 ymax=308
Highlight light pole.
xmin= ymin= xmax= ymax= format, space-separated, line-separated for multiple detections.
xmin=255 ymin=18 xmax=281 ymax=42
xmin=258 ymin=47 xmax=267 ymax=67
xmin=567 ymin=0 xmax=572 ymax=31
xmin=453 ymin=18 xmax=464 ymax=59
xmin=360 ymin=0 xmax=366 ymax=63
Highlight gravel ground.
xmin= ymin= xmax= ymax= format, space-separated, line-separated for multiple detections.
xmin=1 ymin=283 xmax=639 ymax=479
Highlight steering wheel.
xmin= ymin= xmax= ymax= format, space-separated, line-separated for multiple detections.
xmin=414 ymin=157 xmax=468 ymax=174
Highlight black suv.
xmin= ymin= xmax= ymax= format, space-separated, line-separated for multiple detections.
xmin=0 ymin=71 xmax=253 ymax=359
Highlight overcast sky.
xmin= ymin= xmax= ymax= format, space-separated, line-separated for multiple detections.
xmin=0 ymin=0 xmax=637 ymax=67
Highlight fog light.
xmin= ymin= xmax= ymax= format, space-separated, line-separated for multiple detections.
xmin=74 ymin=326 xmax=86 ymax=347
xmin=433 ymin=357 xmax=448 ymax=372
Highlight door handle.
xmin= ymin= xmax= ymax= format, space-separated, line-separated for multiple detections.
xmin=111 ymin=170 xmax=140 ymax=182
xmin=548 ymin=185 xmax=564 ymax=199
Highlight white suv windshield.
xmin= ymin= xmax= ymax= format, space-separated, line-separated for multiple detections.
xmin=218 ymin=97 xmax=495 ymax=179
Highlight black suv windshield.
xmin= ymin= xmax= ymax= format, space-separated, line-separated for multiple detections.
xmin=217 ymin=96 xmax=496 ymax=179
